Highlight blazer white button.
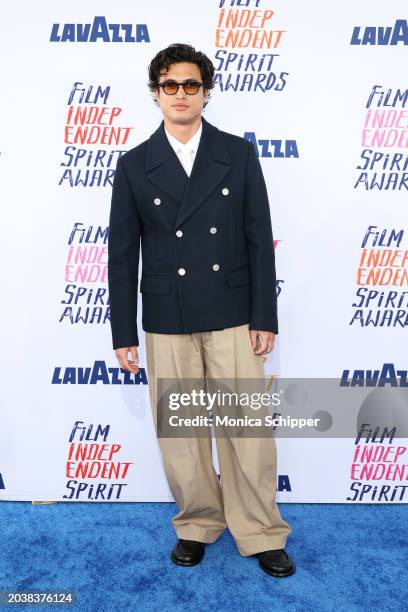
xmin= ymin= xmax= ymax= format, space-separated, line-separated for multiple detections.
xmin=154 ymin=197 xmax=161 ymax=205
xmin=209 ymin=227 xmax=217 ymax=234
xmin=176 ymin=230 xmax=183 ymax=237
xmin=221 ymin=187 xmax=229 ymax=196
xmin=178 ymin=267 xmax=186 ymax=275
xmin=212 ymin=264 xmax=220 ymax=271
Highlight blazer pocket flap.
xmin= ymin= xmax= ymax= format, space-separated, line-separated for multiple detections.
xmin=226 ymin=265 xmax=250 ymax=288
xmin=140 ymin=276 xmax=170 ymax=294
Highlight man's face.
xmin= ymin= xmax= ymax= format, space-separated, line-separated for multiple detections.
xmin=155 ymin=61 xmax=209 ymax=125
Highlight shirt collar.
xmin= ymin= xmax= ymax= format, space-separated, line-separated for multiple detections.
xmin=164 ymin=121 xmax=202 ymax=154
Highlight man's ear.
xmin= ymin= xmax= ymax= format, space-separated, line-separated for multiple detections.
xmin=153 ymin=88 xmax=159 ymax=105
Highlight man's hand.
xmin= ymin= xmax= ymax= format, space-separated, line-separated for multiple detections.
xmin=250 ymin=330 xmax=275 ymax=356
xmin=115 ymin=346 xmax=140 ymax=374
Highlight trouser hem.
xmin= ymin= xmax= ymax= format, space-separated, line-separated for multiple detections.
xmin=174 ymin=524 xmax=227 ymax=544
xmin=235 ymin=535 xmax=289 ymax=557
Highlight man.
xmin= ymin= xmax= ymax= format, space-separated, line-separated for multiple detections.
xmin=108 ymin=43 xmax=295 ymax=577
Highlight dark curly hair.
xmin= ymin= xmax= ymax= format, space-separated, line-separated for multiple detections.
xmin=148 ymin=43 xmax=215 ymax=108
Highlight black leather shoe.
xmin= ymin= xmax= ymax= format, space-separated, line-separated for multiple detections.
xmin=171 ymin=539 xmax=205 ymax=566
xmin=257 ymin=549 xmax=296 ymax=577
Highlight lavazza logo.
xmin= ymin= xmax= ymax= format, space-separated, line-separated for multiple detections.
xmin=350 ymin=19 xmax=408 ymax=45
xmin=340 ymin=363 xmax=408 ymax=387
xmin=49 ymin=16 xmax=150 ymax=43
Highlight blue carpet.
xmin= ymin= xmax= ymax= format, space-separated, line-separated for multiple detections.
xmin=0 ymin=502 xmax=406 ymax=611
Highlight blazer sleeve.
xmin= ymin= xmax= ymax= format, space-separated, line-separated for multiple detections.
xmin=108 ymin=155 xmax=141 ymax=350
xmin=244 ymin=141 xmax=279 ymax=334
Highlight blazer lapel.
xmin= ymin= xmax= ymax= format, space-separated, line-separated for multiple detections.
xmin=145 ymin=116 xmax=232 ymax=228
xmin=176 ymin=116 xmax=231 ymax=228
xmin=145 ymin=120 xmax=190 ymax=204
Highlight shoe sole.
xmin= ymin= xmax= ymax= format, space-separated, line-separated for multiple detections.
xmin=258 ymin=560 xmax=296 ymax=577
xmin=171 ymin=551 xmax=205 ymax=566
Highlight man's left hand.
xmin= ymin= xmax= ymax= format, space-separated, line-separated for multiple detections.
xmin=250 ymin=330 xmax=275 ymax=355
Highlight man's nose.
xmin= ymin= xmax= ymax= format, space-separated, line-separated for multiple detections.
xmin=175 ymin=86 xmax=187 ymax=99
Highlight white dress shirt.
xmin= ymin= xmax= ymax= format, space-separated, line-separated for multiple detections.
xmin=164 ymin=121 xmax=202 ymax=177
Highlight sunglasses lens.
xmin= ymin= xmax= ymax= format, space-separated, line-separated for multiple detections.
xmin=184 ymin=82 xmax=199 ymax=95
xmin=163 ymin=82 xmax=178 ymax=94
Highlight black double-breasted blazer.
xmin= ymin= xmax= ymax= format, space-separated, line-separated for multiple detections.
xmin=107 ymin=115 xmax=278 ymax=350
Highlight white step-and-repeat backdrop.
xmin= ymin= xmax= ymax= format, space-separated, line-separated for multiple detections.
xmin=1 ymin=1 xmax=407 ymax=503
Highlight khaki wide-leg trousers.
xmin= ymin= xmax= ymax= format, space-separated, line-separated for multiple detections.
xmin=145 ymin=322 xmax=292 ymax=556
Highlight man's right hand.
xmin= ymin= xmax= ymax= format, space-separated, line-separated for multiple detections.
xmin=115 ymin=346 xmax=140 ymax=374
